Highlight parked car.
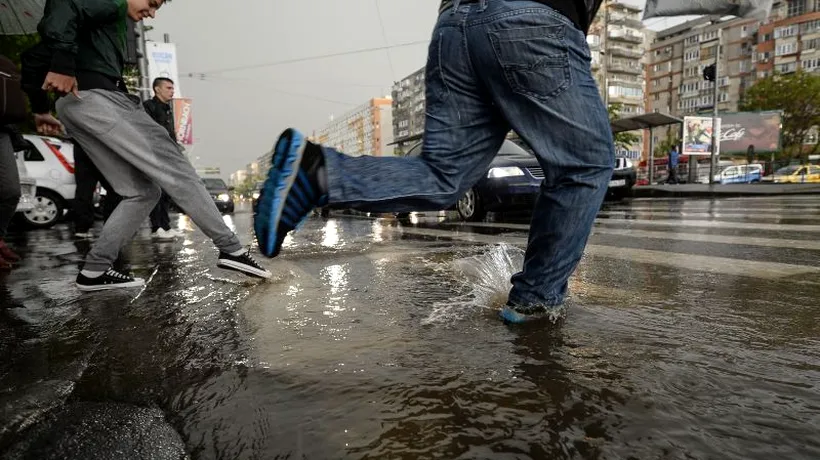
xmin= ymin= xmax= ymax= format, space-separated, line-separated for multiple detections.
xmin=19 ymin=134 xmax=76 ymax=228
xmin=201 ymin=177 xmax=235 ymax=214
xmin=609 ymin=157 xmax=637 ymax=197
xmin=14 ymin=147 xmax=37 ymax=214
xmin=773 ymin=164 xmax=820 ymax=183
xmin=404 ymin=140 xmax=542 ymax=221
xmin=698 ymin=164 xmax=764 ymax=184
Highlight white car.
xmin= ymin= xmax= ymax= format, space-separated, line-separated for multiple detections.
xmin=18 ymin=135 xmax=76 ymax=229
xmin=14 ymin=148 xmax=37 ymax=214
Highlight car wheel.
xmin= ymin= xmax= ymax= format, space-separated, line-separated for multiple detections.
xmin=457 ymin=188 xmax=485 ymax=221
xmin=23 ymin=190 xmax=65 ymax=229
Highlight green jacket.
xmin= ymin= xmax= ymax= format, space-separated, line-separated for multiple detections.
xmin=38 ymin=0 xmax=129 ymax=78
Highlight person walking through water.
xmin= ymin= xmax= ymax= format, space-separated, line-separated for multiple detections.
xmin=22 ymin=0 xmax=271 ymax=291
xmin=143 ymin=77 xmax=181 ymax=240
xmin=256 ymin=0 xmax=613 ymax=323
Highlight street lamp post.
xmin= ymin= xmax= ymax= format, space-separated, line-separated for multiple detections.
xmin=708 ymin=27 xmax=722 ymax=185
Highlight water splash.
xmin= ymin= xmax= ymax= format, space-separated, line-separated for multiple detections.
xmin=422 ymin=244 xmax=525 ymax=325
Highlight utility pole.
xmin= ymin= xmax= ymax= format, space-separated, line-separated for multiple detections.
xmin=708 ymin=27 xmax=722 ymax=185
xmin=602 ymin=1 xmax=609 ymax=107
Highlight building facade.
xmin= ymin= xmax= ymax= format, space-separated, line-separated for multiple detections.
xmin=391 ymin=66 xmax=426 ymax=152
xmin=755 ymin=0 xmax=820 ymax=78
xmin=589 ymin=1 xmax=648 ymax=118
xmin=315 ymin=98 xmax=394 ymax=157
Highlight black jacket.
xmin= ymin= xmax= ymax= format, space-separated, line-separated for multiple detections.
xmin=143 ymin=97 xmax=175 ymax=140
xmin=439 ymin=0 xmax=603 ymax=33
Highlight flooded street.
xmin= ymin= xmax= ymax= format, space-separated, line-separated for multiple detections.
xmin=1 ymin=196 xmax=819 ymax=459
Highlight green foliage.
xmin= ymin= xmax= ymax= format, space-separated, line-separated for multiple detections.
xmin=608 ymin=102 xmax=641 ymax=152
xmin=740 ymin=70 xmax=820 ymax=160
xmin=654 ymin=127 xmax=681 ymax=159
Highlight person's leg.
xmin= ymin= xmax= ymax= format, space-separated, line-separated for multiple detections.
xmin=0 ymin=133 xmax=21 ymax=267
xmin=57 ymin=90 xmax=269 ymax=278
xmin=258 ymin=3 xmax=510 ymax=256
xmin=466 ymin=1 xmax=614 ymax=321
xmin=71 ymin=142 xmax=98 ymax=236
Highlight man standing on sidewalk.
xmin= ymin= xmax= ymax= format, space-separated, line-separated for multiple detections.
xmin=258 ymin=0 xmax=612 ymax=324
xmin=668 ymin=145 xmax=680 ymax=184
xmin=22 ymin=0 xmax=271 ymax=291
xmin=143 ymin=77 xmax=180 ymax=240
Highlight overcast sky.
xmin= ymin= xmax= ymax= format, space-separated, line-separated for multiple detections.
xmin=146 ymin=0 xmax=690 ymax=179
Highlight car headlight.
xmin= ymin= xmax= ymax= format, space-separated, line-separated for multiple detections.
xmin=217 ymin=193 xmax=231 ymax=202
xmin=487 ymin=167 xmax=525 ymax=179
xmin=252 ymin=192 xmax=261 ymax=200
xmin=624 ymin=159 xmax=633 ymax=169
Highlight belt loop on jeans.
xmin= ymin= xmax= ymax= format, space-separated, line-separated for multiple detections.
xmin=452 ymin=0 xmax=461 ymax=12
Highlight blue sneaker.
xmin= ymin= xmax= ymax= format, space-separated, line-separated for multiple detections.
xmin=254 ymin=128 xmax=328 ymax=258
xmin=499 ymin=303 xmax=563 ymax=324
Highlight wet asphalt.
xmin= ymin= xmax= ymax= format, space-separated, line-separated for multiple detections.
xmin=1 ymin=196 xmax=818 ymax=459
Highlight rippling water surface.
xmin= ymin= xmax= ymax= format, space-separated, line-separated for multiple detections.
xmin=1 ymin=206 xmax=818 ymax=459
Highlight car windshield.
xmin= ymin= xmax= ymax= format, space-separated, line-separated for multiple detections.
xmin=202 ymin=178 xmax=228 ymax=189
xmin=775 ymin=165 xmax=802 ymax=175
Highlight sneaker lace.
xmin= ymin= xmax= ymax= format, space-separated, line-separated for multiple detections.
xmin=105 ymin=269 xmax=130 ymax=281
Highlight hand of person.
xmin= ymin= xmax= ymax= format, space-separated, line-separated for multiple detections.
xmin=41 ymin=72 xmax=80 ymax=97
xmin=34 ymin=113 xmax=65 ymax=136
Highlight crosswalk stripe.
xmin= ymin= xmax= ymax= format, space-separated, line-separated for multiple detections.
xmin=592 ymin=227 xmax=820 ymax=251
xmin=604 ymin=207 xmax=820 ymax=214
xmin=596 ymin=218 xmax=820 ymax=233
xmin=390 ymin=227 xmax=820 ymax=280
xmin=597 ymin=211 xmax=820 ymax=221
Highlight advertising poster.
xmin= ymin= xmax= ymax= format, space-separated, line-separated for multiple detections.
xmin=173 ymin=98 xmax=194 ymax=145
xmin=719 ymin=111 xmax=782 ymax=154
xmin=683 ymin=116 xmax=721 ymax=156
xmin=146 ymin=41 xmax=182 ymax=97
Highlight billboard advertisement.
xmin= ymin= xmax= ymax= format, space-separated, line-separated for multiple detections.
xmin=683 ymin=116 xmax=721 ymax=156
xmin=173 ymin=98 xmax=194 ymax=145
xmin=718 ymin=111 xmax=782 ymax=154
xmin=146 ymin=41 xmax=182 ymax=97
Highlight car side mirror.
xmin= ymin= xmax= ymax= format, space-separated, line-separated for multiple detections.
xmin=228 ymin=186 xmax=235 ymax=191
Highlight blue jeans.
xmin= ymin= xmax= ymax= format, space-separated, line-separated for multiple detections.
xmin=322 ymin=0 xmax=614 ymax=309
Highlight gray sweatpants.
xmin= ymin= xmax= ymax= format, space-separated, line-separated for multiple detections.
xmin=56 ymin=90 xmax=243 ymax=271
xmin=0 ymin=132 xmax=21 ymax=240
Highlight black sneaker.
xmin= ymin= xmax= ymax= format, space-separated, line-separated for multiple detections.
xmin=217 ymin=251 xmax=272 ymax=279
xmin=76 ymin=269 xmax=145 ymax=292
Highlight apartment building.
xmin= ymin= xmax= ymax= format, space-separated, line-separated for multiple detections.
xmin=315 ymin=98 xmax=394 ymax=157
xmin=647 ymin=16 xmax=758 ymax=120
xmin=755 ymin=0 xmax=820 ymax=77
xmin=391 ymin=66 xmax=426 ymax=152
xmin=588 ymin=1 xmax=648 ymax=118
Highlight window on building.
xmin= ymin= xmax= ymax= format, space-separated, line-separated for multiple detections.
xmin=803 ymin=58 xmax=820 ymax=71
xmin=701 ymin=30 xmax=719 ymax=41
xmin=762 ymin=33 xmax=772 ymax=41
xmin=805 ymin=38 xmax=819 ymax=50
xmin=777 ymin=62 xmax=798 ymax=73
xmin=776 ymin=42 xmax=799 ymax=56
xmin=802 ymin=19 xmax=820 ymax=34
xmin=787 ymin=0 xmax=806 ymax=17
xmin=741 ymin=25 xmax=749 ymax=38
xmin=684 ymin=50 xmax=700 ymax=61
xmin=685 ymin=35 xmax=700 ymax=45
xmin=739 ymin=61 xmax=750 ymax=72
xmin=774 ymin=25 xmax=799 ymax=38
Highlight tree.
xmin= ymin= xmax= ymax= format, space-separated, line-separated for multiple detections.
xmin=740 ymin=70 xmax=820 ymax=161
xmin=607 ymin=102 xmax=641 ymax=153
xmin=654 ymin=126 xmax=680 ymax=158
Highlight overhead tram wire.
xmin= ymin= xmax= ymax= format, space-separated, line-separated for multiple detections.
xmin=186 ymin=39 xmax=429 ymax=80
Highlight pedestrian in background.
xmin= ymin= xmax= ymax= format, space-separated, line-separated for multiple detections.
xmin=21 ymin=0 xmax=271 ymax=291
xmin=668 ymin=145 xmax=680 ymax=184
xmin=143 ymin=77 xmax=180 ymax=240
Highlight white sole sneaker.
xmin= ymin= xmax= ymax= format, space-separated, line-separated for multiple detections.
xmin=217 ymin=259 xmax=272 ymax=279
xmin=76 ymin=278 xmax=146 ymax=292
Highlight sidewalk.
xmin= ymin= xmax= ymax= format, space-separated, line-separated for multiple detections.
xmin=630 ymin=183 xmax=820 ymax=198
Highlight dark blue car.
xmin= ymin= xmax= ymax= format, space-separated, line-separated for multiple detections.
xmin=405 ymin=139 xmax=543 ymax=221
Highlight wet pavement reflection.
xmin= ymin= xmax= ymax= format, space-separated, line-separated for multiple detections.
xmin=1 ymin=197 xmax=819 ymax=459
